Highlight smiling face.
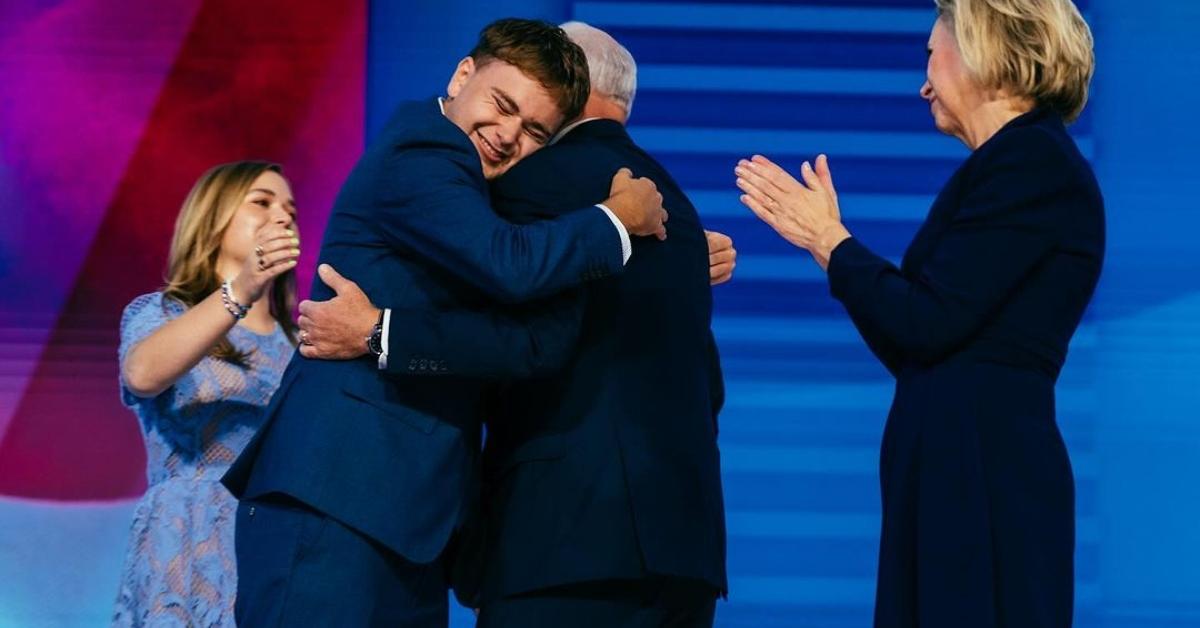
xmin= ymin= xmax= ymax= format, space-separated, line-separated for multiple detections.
xmin=219 ymin=169 xmax=297 ymax=267
xmin=442 ymin=57 xmax=563 ymax=180
xmin=920 ymin=17 xmax=986 ymax=143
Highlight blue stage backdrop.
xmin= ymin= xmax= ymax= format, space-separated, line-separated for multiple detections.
xmin=0 ymin=1 xmax=1195 ymax=626
xmin=368 ymin=1 xmax=1199 ymax=627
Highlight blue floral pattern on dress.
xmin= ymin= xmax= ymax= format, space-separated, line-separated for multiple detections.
xmin=111 ymin=292 xmax=293 ymax=627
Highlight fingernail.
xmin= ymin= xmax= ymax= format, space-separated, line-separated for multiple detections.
xmin=292 ymin=237 xmax=300 ymax=245
xmin=285 ymin=229 xmax=295 ymax=237
xmin=291 ymin=248 xmax=301 ymax=256
xmin=802 ymin=161 xmax=812 ymax=171
xmin=734 ymin=167 xmax=745 ymax=176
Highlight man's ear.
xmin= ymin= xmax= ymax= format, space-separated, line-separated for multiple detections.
xmin=446 ymin=56 xmax=476 ymax=99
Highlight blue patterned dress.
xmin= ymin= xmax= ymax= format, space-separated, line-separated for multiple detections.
xmin=112 ymin=292 xmax=294 ymax=627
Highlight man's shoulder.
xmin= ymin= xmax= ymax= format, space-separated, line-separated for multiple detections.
xmin=365 ymin=98 xmax=483 ymax=189
xmin=378 ymin=99 xmax=474 ymax=156
xmin=494 ymin=123 xmax=683 ymax=214
xmin=508 ymin=128 xmax=633 ymax=185
xmin=553 ymin=121 xmax=630 ymax=161
xmin=561 ymin=125 xmax=672 ymax=183
xmin=494 ymin=140 xmax=615 ymax=207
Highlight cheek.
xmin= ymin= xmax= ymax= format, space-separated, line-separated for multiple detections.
xmin=227 ymin=210 xmax=265 ymax=242
xmin=512 ymin=141 xmax=531 ymax=161
xmin=471 ymin=103 xmax=499 ymax=128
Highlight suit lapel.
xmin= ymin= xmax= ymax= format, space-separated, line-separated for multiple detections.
xmin=899 ymin=107 xmax=1055 ymax=274
xmin=901 ymin=163 xmax=968 ymax=273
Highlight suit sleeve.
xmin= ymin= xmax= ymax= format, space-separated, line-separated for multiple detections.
xmin=380 ymin=288 xmax=587 ymax=379
xmin=827 ymin=128 xmax=1071 ymax=366
xmin=706 ymin=330 xmax=725 ymax=432
xmin=837 ymin=271 xmax=910 ymax=377
xmin=373 ymin=145 xmax=622 ymax=304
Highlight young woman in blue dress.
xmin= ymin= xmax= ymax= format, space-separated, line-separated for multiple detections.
xmin=112 ymin=161 xmax=301 ymax=627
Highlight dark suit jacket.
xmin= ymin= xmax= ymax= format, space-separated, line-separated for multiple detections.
xmin=398 ymin=119 xmax=728 ymax=602
xmin=826 ymin=107 xmax=1103 ymax=625
xmin=221 ymin=99 xmax=625 ymax=564
xmin=828 ymin=107 xmax=1104 ymax=377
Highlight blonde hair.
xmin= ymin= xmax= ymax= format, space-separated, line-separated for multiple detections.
xmin=935 ymin=0 xmax=1094 ymax=122
xmin=163 ymin=161 xmax=298 ymax=366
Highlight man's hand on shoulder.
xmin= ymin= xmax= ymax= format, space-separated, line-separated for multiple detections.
xmin=604 ymin=168 xmax=668 ymax=240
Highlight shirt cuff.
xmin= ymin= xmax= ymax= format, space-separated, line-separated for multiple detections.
xmin=596 ymin=204 xmax=632 ymax=265
xmin=378 ymin=308 xmax=391 ymax=370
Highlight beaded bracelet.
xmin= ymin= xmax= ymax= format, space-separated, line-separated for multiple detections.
xmin=221 ymin=279 xmax=251 ymax=320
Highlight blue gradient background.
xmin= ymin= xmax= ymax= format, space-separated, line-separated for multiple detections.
xmin=1 ymin=1 xmax=1197 ymax=626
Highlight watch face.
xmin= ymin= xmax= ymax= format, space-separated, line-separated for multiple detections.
xmin=368 ymin=324 xmax=383 ymax=355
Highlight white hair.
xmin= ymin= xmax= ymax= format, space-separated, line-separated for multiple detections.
xmin=560 ymin=21 xmax=637 ymax=116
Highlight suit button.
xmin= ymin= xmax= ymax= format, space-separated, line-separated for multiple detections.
xmin=248 ymin=506 xmax=256 ymax=517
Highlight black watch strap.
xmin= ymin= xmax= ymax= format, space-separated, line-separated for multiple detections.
xmin=366 ymin=309 xmax=385 ymax=356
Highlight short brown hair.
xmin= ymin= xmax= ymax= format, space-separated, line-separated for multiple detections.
xmin=470 ymin=18 xmax=591 ymax=123
xmin=936 ymin=0 xmax=1094 ymax=122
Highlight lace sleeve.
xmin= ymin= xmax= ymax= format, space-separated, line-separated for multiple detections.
xmin=118 ymin=292 xmax=185 ymax=406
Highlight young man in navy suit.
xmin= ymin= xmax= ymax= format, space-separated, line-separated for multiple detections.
xmin=301 ymin=22 xmax=730 ymax=627
xmin=221 ymin=19 xmax=668 ymax=627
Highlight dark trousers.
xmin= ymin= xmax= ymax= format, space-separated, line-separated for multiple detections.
xmin=477 ymin=577 xmax=719 ymax=628
xmin=234 ymin=493 xmax=448 ymax=627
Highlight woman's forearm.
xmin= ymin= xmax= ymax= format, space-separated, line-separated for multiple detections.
xmin=122 ymin=289 xmax=241 ymax=398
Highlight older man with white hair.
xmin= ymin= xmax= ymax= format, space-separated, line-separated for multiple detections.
xmin=455 ymin=21 xmax=729 ymax=627
xmin=282 ymin=20 xmax=732 ymax=626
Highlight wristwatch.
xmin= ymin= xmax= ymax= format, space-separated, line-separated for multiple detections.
xmin=366 ymin=309 xmax=385 ymax=357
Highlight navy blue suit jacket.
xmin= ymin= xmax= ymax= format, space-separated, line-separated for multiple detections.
xmin=396 ymin=120 xmax=727 ymax=601
xmin=828 ymin=107 xmax=1103 ymax=376
xmin=221 ymin=99 xmax=625 ymax=563
xmin=827 ymin=108 xmax=1103 ymax=625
